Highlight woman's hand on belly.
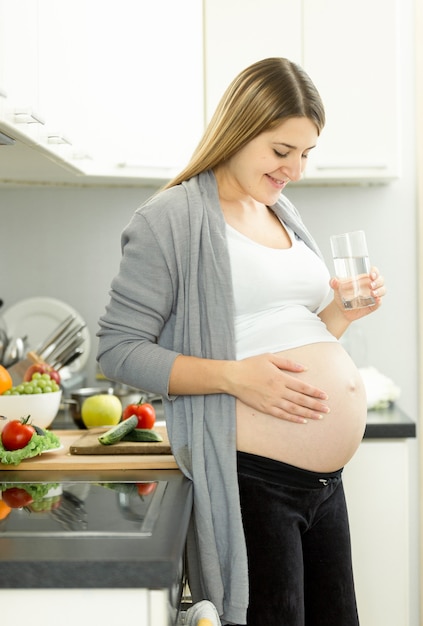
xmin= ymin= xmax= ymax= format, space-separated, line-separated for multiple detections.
xmin=226 ymin=353 xmax=330 ymax=424
xmin=235 ymin=343 xmax=367 ymax=471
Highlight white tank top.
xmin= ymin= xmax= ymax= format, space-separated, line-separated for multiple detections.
xmin=226 ymin=222 xmax=337 ymax=360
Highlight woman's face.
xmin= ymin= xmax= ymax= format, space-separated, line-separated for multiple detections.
xmin=220 ymin=116 xmax=319 ymax=205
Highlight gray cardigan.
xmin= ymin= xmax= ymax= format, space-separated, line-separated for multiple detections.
xmin=97 ymin=170 xmax=322 ymax=625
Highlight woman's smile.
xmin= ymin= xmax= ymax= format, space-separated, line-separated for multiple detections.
xmin=266 ymin=173 xmax=288 ymax=190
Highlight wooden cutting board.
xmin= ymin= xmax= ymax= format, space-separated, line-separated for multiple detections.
xmin=0 ymin=431 xmax=178 ymax=470
xmin=69 ymin=426 xmax=172 ymax=456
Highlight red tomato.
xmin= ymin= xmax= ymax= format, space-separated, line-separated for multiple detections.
xmin=1 ymin=419 xmax=35 ymax=451
xmin=122 ymin=402 xmax=156 ymax=429
xmin=136 ymin=482 xmax=157 ymax=497
xmin=2 ymin=487 xmax=33 ymax=508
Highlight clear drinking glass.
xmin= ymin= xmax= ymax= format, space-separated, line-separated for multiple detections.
xmin=330 ymin=230 xmax=375 ymax=310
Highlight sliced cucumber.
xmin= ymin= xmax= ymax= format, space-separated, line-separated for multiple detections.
xmin=98 ymin=415 xmax=138 ymax=445
xmin=122 ymin=428 xmax=163 ymax=443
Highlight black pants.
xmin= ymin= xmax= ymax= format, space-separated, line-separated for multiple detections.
xmin=236 ymin=452 xmax=360 ymax=626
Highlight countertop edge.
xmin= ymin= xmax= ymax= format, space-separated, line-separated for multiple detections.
xmin=364 ymin=405 xmax=416 ymax=439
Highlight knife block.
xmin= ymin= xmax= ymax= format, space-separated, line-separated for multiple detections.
xmin=7 ymin=351 xmax=46 ymax=385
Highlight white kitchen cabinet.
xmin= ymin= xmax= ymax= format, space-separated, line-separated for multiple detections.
xmin=0 ymin=0 xmax=204 ymax=184
xmin=0 ymin=0 xmax=50 ymax=146
xmin=204 ymin=0 xmax=401 ymax=184
xmin=0 ymin=0 xmax=39 ymax=111
xmin=0 ymin=588 xmax=166 ymax=625
xmin=35 ymin=0 xmax=204 ymax=177
xmin=302 ymin=0 xmax=401 ymax=183
xmin=343 ymin=440 xmax=411 ymax=626
xmin=0 ymin=0 xmax=403 ymax=185
xmin=203 ymin=0 xmax=302 ymax=120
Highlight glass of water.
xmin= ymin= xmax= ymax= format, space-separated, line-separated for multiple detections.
xmin=330 ymin=230 xmax=375 ymax=310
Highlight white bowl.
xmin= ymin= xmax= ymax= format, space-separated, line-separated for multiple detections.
xmin=0 ymin=390 xmax=62 ymax=429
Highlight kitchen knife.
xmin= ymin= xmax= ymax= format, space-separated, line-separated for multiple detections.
xmin=48 ymin=335 xmax=85 ymax=368
xmin=55 ymin=348 xmax=84 ymax=371
xmin=43 ymin=324 xmax=86 ymax=362
xmin=37 ymin=314 xmax=76 ymax=358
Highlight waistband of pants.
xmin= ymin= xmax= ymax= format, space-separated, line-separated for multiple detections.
xmin=237 ymin=450 xmax=343 ymax=489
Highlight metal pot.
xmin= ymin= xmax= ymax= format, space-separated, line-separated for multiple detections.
xmin=109 ymin=384 xmax=149 ymax=407
xmin=64 ymin=387 xmax=114 ymax=429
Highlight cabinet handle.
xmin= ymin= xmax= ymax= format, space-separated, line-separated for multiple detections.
xmin=14 ymin=107 xmax=45 ymax=125
xmin=315 ymin=164 xmax=388 ymax=171
xmin=47 ymin=132 xmax=72 ymax=145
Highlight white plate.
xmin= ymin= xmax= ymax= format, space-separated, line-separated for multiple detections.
xmin=2 ymin=297 xmax=90 ymax=373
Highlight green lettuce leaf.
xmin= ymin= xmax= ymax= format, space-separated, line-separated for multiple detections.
xmin=0 ymin=482 xmax=59 ymax=500
xmin=0 ymin=430 xmax=61 ymax=466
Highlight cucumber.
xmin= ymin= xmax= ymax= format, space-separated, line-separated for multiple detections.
xmin=97 ymin=483 xmax=139 ymax=494
xmin=122 ymin=428 xmax=163 ymax=443
xmin=98 ymin=415 xmax=138 ymax=445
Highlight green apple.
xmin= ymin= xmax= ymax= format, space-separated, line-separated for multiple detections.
xmin=81 ymin=394 xmax=122 ymax=428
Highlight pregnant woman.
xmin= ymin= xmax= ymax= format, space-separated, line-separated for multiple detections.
xmin=97 ymin=58 xmax=386 ymax=626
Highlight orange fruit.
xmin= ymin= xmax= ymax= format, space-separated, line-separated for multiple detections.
xmin=0 ymin=365 xmax=13 ymax=394
xmin=0 ymin=500 xmax=11 ymax=520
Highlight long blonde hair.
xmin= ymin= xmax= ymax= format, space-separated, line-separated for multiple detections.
xmin=163 ymin=57 xmax=325 ymax=190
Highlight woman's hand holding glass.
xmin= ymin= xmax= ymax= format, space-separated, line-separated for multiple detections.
xmin=330 ymin=266 xmax=386 ymax=321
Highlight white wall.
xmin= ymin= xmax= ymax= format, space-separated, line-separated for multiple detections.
xmin=0 ymin=184 xmax=155 ymax=383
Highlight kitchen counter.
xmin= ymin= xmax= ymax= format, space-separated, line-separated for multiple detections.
xmin=364 ymin=405 xmax=416 ymax=439
xmin=0 ymin=466 xmax=192 ymax=626
xmin=53 ymin=401 xmax=417 ymax=439
xmin=0 ymin=404 xmax=415 ymax=621
xmin=0 ymin=468 xmax=192 ymax=590
xmin=0 ymin=413 xmax=190 ymax=624
xmin=54 ymin=400 xmax=415 ymax=436
xmin=0 ymin=406 xmax=416 ymax=626
xmin=0 ymin=412 xmax=191 ymax=625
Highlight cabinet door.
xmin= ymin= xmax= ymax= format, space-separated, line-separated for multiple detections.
xmin=343 ymin=441 xmax=410 ymax=625
xmin=303 ymin=0 xmax=400 ymax=182
xmin=36 ymin=0 xmax=204 ymax=175
xmin=0 ymin=0 xmax=43 ymax=137
xmin=0 ymin=0 xmax=39 ymax=107
xmin=204 ymin=0 xmax=302 ymax=121
xmin=0 ymin=589 xmax=150 ymax=625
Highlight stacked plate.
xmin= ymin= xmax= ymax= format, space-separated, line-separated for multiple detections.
xmin=1 ymin=297 xmax=90 ymax=374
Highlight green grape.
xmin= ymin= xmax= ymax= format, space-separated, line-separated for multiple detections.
xmin=1 ymin=373 xmax=60 ymax=396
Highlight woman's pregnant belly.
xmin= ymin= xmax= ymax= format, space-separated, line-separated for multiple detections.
xmin=236 ymin=342 xmax=367 ymax=472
